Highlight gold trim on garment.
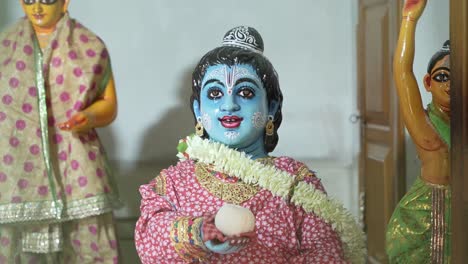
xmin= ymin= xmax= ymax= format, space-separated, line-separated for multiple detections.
xmin=0 ymin=194 xmax=118 ymax=224
xmin=170 ymin=216 xmax=209 ymax=262
xmin=430 ymin=187 xmax=447 ymax=264
xmin=22 ymin=225 xmax=62 ymax=253
xmin=153 ymin=174 xmax=167 ymax=196
xmin=296 ymin=165 xmax=315 ymax=182
xmin=195 ymin=163 xmax=260 ymax=205
xmin=423 ymin=179 xmax=449 ymax=190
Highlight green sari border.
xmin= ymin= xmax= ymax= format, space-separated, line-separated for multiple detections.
xmin=97 ymin=59 xmax=112 ymax=96
xmin=32 ymin=34 xmax=63 ymax=220
xmin=427 ymin=103 xmax=450 ymax=147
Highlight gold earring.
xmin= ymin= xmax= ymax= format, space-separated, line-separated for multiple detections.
xmin=195 ymin=118 xmax=204 ymax=137
xmin=265 ymin=115 xmax=274 ymax=136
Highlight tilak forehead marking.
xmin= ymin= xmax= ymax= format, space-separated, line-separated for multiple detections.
xmin=225 ymin=65 xmax=236 ymax=95
xmin=202 ymin=64 xmax=261 ymax=89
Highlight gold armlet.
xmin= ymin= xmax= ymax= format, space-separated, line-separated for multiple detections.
xmin=153 ymin=173 xmax=167 ymax=196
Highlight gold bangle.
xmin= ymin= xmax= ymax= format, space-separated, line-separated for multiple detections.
xmin=171 ymin=217 xmax=209 ymax=262
xmin=402 ymin=16 xmax=416 ymax=22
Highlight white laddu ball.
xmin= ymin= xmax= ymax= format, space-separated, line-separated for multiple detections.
xmin=214 ymin=204 xmax=256 ymax=236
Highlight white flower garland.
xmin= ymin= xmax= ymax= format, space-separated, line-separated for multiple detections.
xmin=178 ymin=136 xmax=366 ymax=263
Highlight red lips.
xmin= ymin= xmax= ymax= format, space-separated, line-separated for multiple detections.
xmin=33 ymin=14 xmax=45 ymax=20
xmin=219 ymin=116 xmax=243 ymax=128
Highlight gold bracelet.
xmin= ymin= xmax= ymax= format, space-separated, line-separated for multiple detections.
xmin=402 ymin=16 xmax=416 ymax=22
xmin=171 ymin=216 xmax=209 ymax=262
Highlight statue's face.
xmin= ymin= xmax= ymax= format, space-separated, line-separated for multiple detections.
xmin=20 ymin=0 xmax=67 ymax=29
xmin=198 ymin=64 xmax=269 ymax=149
xmin=427 ymin=55 xmax=450 ymax=112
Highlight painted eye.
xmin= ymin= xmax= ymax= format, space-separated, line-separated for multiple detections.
xmin=432 ymin=72 xmax=450 ymax=83
xmin=208 ymin=88 xmax=223 ymax=100
xmin=41 ymin=0 xmax=58 ymax=4
xmin=238 ymin=88 xmax=255 ymax=99
xmin=23 ymin=0 xmax=35 ymax=5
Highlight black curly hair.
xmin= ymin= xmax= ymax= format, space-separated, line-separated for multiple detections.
xmin=427 ymin=40 xmax=450 ymax=74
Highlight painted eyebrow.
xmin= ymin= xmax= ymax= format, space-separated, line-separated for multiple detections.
xmin=203 ymin=79 xmax=224 ymax=89
xmin=431 ymin=67 xmax=451 ymax=75
xmin=235 ymin=78 xmax=261 ymax=88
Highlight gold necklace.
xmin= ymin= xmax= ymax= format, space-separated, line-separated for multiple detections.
xmin=195 ymin=163 xmax=260 ymax=205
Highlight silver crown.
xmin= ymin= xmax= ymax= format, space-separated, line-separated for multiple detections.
xmin=222 ymin=26 xmax=264 ymax=54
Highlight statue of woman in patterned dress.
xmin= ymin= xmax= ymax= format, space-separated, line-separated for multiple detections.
xmin=0 ymin=1 xmax=120 ymax=262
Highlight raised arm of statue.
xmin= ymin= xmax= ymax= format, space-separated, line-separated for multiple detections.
xmin=387 ymin=2 xmax=451 ymax=261
xmin=394 ymin=0 xmax=443 ymax=151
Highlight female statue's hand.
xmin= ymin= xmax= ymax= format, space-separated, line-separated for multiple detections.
xmin=58 ymin=112 xmax=94 ymax=133
xmin=402 ymin=0 xmax=427 ymax=21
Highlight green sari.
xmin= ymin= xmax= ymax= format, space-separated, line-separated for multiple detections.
xmin=386 ymin=103 xmax=451 ymax=263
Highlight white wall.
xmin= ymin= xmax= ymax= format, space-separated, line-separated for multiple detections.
xmin=405 ymin=0 xmax=449 ymax=189
xmin=1 ymin=0 xmax=360 ymax=210
xmin=1 ymin=1 xmax=359 ymax=262
xmin=1 ymin=0 xmax=359 ymax=166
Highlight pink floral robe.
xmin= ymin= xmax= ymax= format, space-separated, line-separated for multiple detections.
xmin=135 ymin=156 xmax=347 ymax=264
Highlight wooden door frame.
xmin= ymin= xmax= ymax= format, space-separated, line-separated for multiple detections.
xmin=357 ymin=0 xmax=406 ymax=214
xmin=450 ymin=0 xmax=468 ymax=262
xmin=357 ymin=1 xmax=406 ymax=262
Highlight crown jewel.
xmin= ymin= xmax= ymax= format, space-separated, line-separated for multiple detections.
xmin=222 ymin=26 xmax=264 ymax=54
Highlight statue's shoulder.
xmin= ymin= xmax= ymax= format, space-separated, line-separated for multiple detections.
xmin=162 ymin=159 xmax=196 ymax=179
xmin=273 ymin=156 xmax=326 ymax=194
xmin=68 ymin=17 xmax=107 ymax=48
xmin=273 ymin=156 xmax=316 ymax=179
xmin=0 ymin=18 xmax=28 ymax=41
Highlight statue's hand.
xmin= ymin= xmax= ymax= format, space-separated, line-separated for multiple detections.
xmin=202 ymin=214 xmax=254 ymax=254
xmin=202 ymin=215 xmax=226 ymax=243
xmin=58 ymin=112 xmax=94 ymax=133
xmin=225 ymin=231 xmax=255 ymax=248
xmin=402 ymin=0 xmax=427 ymax=21
xmin=204 ymin=232 xmax=255 ymax=255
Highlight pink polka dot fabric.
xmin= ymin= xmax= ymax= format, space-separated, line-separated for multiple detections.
xmin=135 ymin=157 xmax=348 ymax=263
xmin=0 ymin=213 xmax=119 ymax=263
xmin=0 ymin=13 xmax=119 ymax=263
xmin=0 ymin=14 xmax=116 ymax=217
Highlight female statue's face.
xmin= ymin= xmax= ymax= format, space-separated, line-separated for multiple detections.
xmin=198 ymin=64 xmax=269 ymax=149
xmin=425 ymin=55 xmax=450 ymax=112
xmin=20 ymin=0 xmax=67 ymax=29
